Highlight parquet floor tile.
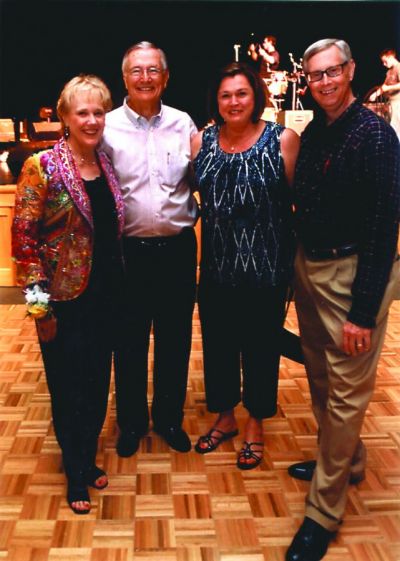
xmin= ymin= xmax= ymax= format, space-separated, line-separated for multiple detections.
xmin=0 ymin=302 xmax=399 ymax=560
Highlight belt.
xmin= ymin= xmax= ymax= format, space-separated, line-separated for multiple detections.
xmin=124 ymin=228 xmax=192 ymax=248
xmin=304 ymin=243 xmax=358 ymax=261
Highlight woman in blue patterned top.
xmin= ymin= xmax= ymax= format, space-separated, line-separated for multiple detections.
xmin=192 ymin=62 xmax=300 ymax=469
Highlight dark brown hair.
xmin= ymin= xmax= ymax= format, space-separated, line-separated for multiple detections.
xmin=208 ymin=62 xmax=267 ymax=125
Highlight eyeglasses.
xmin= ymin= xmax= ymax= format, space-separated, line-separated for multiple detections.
xmin=127 ymin=66 xmax=163 ymax=78
xmin=306 ymin=61 xmax=348 ymax=83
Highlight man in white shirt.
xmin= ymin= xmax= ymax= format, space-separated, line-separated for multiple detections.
xmin=102 ymin=41 xmax=198 ymax=455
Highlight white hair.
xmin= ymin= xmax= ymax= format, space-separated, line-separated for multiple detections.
xmin=302 ymin=38 xmax=352 ymax=72
xmin=121 ymin=41 xmax=168 ymax=74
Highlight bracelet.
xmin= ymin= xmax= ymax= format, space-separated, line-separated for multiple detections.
xmin=24 ymin=284 xmax=52 ymax=320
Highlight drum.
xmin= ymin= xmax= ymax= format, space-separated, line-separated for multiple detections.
xmin=363 ymin=102 xmax=391 ymax=123
xmin=261 ymin=107 xmax=277 ymax=122
xmin=269 ymin=71 xmax=288 ymax=96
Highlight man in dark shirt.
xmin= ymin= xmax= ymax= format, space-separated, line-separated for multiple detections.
xmin=285 ymin=38 xmax=400 ymax=561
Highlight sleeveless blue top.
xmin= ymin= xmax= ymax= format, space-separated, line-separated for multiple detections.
xmin=193 ymin=123 xmax=295 ymax=287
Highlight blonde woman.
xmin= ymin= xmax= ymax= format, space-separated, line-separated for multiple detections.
xmin=12 ymin=75 xmax=124 ymax=514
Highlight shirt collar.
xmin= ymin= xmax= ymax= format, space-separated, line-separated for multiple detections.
xmin=123 ymin=97 xmax=163 ymax=128
xmin=312 ymin=98 xmax=360 ymax=133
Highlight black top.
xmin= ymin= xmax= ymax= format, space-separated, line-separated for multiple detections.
xmin=294 ymin=100 xmax=400 ymax=327
xmin=193 ymin=123 xmax=294 ymax=288
xmin=83 ymin=174 xmax=123 ymax=292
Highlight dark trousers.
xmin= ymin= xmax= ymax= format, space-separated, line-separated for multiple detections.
xmin=281 ymin=326 xmax=304 ymax=364
xmin=39 ymin=285 xmax=119 ymax=480
xmin=114 ymin=228 xmax=197 ymax=433
xmin=198 ymin=279 xmax=288 ymax=419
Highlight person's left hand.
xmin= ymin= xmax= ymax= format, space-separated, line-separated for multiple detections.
xmin=343 ymin=321 xmax=372 ymax=356
xmin=36 ymin=315 xmax=57 ymax=343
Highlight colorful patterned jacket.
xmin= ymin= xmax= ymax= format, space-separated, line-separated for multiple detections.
xmin=12 ymin=137 xmax=125 ymax=300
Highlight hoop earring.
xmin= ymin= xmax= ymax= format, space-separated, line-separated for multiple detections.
xmin=64 ymin=125 xmax=70 ymax=139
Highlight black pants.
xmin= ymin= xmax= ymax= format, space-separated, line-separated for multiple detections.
xmin=281 ymin=327 xmax=304 ymax=364
xmin=39 ymin=279 xmax=121 ymax=480
xmin=198 ymin=279 xmax=288 ymax=419
xmin=114 ymin=228 xmax=197 ymax=433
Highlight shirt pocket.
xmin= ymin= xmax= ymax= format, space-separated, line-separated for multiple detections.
xmin=160 ymin=141 xmax=190 ymax=187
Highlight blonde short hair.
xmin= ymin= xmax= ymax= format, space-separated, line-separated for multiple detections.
xmin=56 ymin=74 xmax=112 ymax=127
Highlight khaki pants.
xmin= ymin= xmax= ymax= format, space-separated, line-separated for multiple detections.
xmin=294 ymin=246 xmax=400 ymax=531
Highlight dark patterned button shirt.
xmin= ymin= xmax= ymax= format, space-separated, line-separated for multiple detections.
xmin=294 ymin=100 xmax=400 ymax=327
xmin=193 ymin=123 xmax=295 ymax=288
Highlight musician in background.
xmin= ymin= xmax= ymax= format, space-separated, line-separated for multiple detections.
xmin=369 ymin=49 xmax=400 ymax=139
xmin=248 ymin=35 xmax=280 ymax=79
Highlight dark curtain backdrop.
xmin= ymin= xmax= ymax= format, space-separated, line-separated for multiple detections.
xmin=1 ymin=0 xmax=399 ymax=128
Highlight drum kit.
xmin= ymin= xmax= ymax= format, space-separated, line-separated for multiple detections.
xmin=263 ymin=60 xmax=392 ymax=125
xmin=262 ymin=53 xmax=307 ymax=117
xmin=232 ymin=44 xmax=307 ymax=118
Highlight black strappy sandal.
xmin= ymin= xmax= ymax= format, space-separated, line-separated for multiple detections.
xmin=237 ymin=441 xmax=264 ymax=470
xmin=195 ymin=428 xmax=239 ymax=454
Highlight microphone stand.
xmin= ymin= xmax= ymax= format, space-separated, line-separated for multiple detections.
xmin=289 ymin=53 xmax=304 ymax=111
xmin=234 ymin=44 xmax=241 ymax=62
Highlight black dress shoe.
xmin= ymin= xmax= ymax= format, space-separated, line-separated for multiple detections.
xmin=154 ymin=426 xmax=191 ymax=452
xmin=116 ymin=431 xmax=145 ymax=457
xmin=288 ymin=460 xmax=317 ymax=482
xmin=288 ymin=460 xmax=364 ymax=485
xmin=286 ymin=517 xmax=334 ymax=561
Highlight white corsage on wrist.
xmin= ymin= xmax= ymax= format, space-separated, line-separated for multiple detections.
xmin=24 ymin=284 xmax=52 ymax=319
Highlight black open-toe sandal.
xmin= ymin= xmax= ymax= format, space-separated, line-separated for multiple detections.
xmin=195 ymin=428 xmax=239 ymax=454
xmin=237 ymin=441 xmax=264 ymax=470
xmin=85 ymin=465 xmax=108 ymax=490
xmin=67 ymin=482 xmax=91 ymax=515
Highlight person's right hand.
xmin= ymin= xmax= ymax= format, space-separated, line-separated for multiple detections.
xmin=36 ymin=315 xmax=57 ymax=342
xmin=369 ymin=89 xmax=382 ymax=102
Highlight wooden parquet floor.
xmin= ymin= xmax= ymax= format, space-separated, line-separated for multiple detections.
xmin=0 ymin=301 xmax=399 ymax=561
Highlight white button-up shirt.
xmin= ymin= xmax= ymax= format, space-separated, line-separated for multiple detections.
xmin=102 ymin=99 xmax=198 ymax=237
